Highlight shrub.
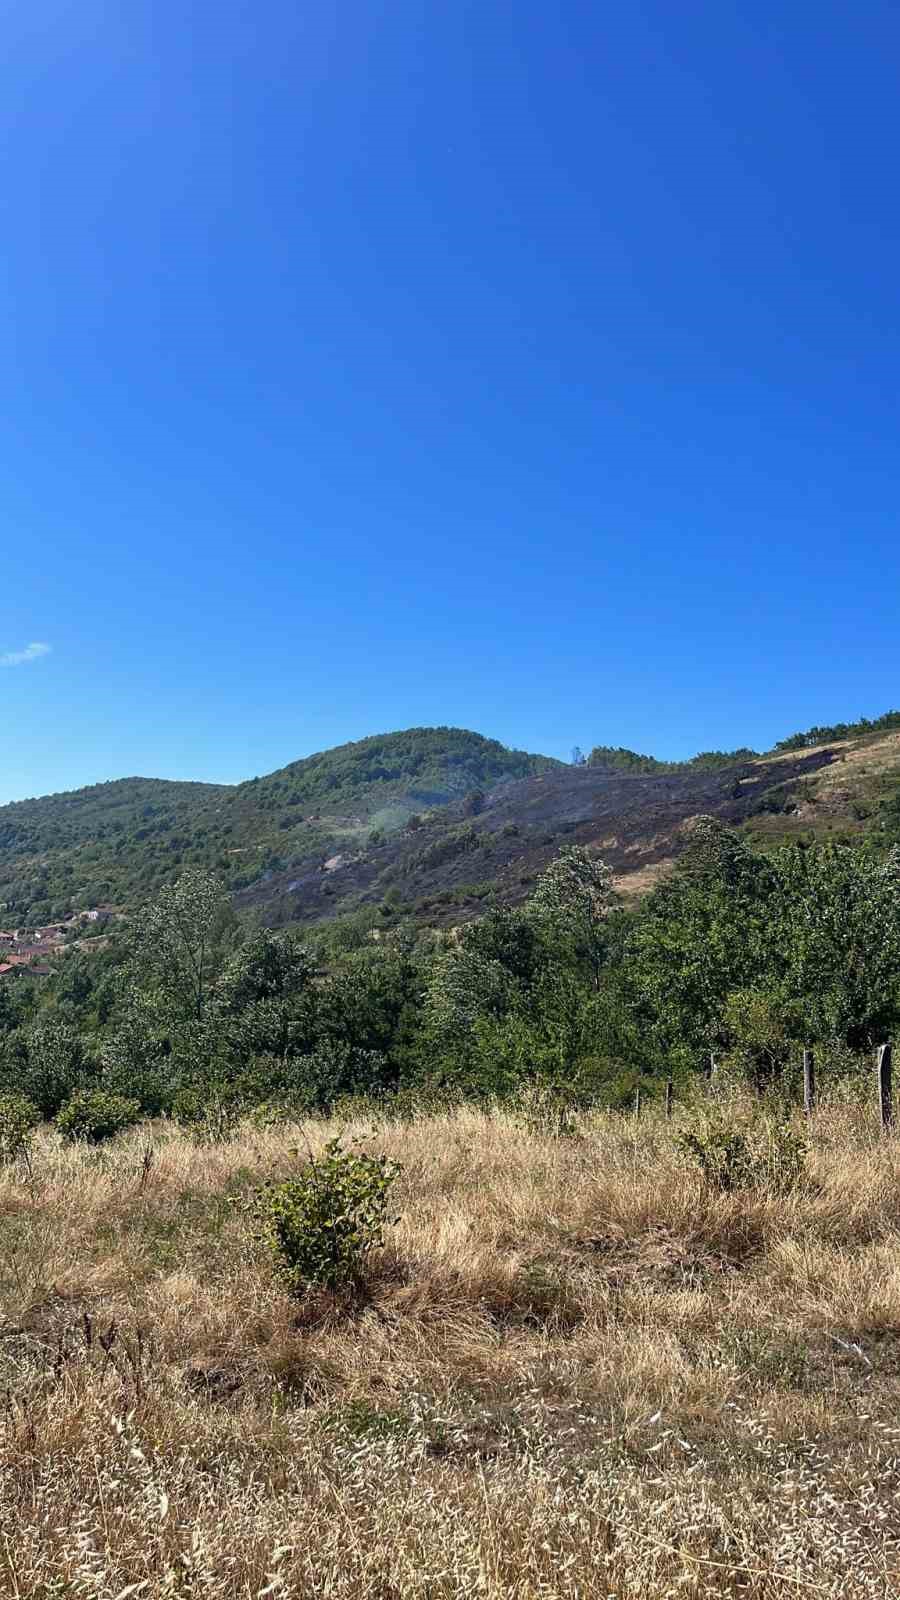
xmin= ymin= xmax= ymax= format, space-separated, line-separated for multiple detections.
xmin=676 ymin=1110 xmax=807 ymax=1193
xmin=22 ymin=1018 xmax=87 ymax=1118
xmin=676 ymin=1118 xmax=753 ymax=1192
xmin=514 ymin=1080 xmax=579 ymax=1138
xmin=56 ymin=1090 xmax=140 ymax=1145
xmin=255 ymin=1137 xmax=401 ymax=1293
xmin=171 ymin=1084 xmax=244 ymax=1144
xmin=0 ymin=1093 xmax=41 ymax=1164
xmin=721 ymin=988 xmax=797 ymax=1095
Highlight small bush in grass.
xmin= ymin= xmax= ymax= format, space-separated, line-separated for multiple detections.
xmin=676 ymin=1110 xmax=807 ymax=1193
xmin=255 ymin=1137 xmax=401 ymax=1293
xmin=171 ymin=1084 xmax=244 ymax=1144
xmin=514 ymin=1080 xmax=579 ymax=1138
xmin=55 ymin=1090 xmax=140 ymax=1145
xmin=0 ymin=1094 xmax=41 ymax=1164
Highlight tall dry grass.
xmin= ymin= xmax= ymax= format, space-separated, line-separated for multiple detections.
xmin=0 ymin=1102 xmax=899 ymax=1595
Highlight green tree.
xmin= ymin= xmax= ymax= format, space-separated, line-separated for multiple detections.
xmin=770 ymin=842 xmax=900 ymax=1049
xmin=131 ymin=868 xmax=233 ymax=1030
xmin=21 ymin=1016 xmax=90 ymax=1118
xmin=528 ymin=845 xmax=615 ymax=986
xmin=625 ymin=820 xmax=776 ymax=1067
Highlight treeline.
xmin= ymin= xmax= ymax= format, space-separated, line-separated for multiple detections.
xmin=773 ymin=709 xmax=900 ymax=751
xmin=1 ymin=820 xmax=898 ymax=1125
xmin=587 ymin=746 xmax=758 ymax=774
xmin=588 ymin=707 xmax=900 ymax=774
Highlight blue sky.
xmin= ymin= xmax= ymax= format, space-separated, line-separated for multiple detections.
xmin=1 ymin=0 xmax=899 ymax=802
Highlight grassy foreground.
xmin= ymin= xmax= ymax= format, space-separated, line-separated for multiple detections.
xmin=1 ymin=1105 xmax=900 ymax=1597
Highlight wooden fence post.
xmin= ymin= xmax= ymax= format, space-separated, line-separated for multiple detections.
xmin=665 ymin=1078 xmax=673 ymax=1120
xmin=634 ymin=1086 xmax=642 ymax=1120
xmin=802 ymin=1049 xmax=815 ymax=1117
xmin=878 ymin=1043 xmax=893 ymax=1131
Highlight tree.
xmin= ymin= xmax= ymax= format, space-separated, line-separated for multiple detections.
xmin=528 ymin=845 xmax=615 ymax=986
xmin=424 ymin=909 xmax=541 ymax=1057
xmin=625 ymin=820 xmax=776 ymax=1066
xmin=218 ymin=930 xmax=315 ymax=1013
xmin=131 ymin=868 xmax=233 ymax=1031
xmin=21 ymin=1016 xmax=90 ymax=1117
xmin=770 ymin=842 xmax=900 ymax=1049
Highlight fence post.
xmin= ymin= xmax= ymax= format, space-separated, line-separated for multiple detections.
xmin=802 ymin=1048 xmax=815 ymax=1117
xmin=665 ymin=1078 xmax=673 ymax=1120
xmin=634 ymin=1086 xmax=642 ymax=1120
xmin=878 ymin=1043 xmax=893 ymax=1131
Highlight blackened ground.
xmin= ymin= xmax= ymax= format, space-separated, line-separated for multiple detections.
xmin=236 ymin=748 xmax=837 ymax=927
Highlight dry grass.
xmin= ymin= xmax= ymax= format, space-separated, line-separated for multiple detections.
xmin=810 ymin=730 xmax=900 ymax=789
xmin=1 ymin=1104 xmax=900 ymax=1596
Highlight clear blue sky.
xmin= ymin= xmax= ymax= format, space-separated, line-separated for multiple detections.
xmin=2 ymin=0 xmax=898 ymax=802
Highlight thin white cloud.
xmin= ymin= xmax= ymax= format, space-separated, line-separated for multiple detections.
xmin=0 ymin=641 xmax=51 ymax=667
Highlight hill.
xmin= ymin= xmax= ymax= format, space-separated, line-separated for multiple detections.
xmin=0 ymin=729 xmax=556 ymax=922
xmin=237 ymin=742 xmax=840 ymax=925
xmin=239 ymin=715 xmax=900 ymax=928
xmin=3 ymin=713 xmax=900 ymax=928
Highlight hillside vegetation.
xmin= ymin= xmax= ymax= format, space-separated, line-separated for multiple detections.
xmin=4 ymin=712 xmax=900 ymax=929
xmin=0 ymin=727 xmax=899 ymax=1592
xmin=0 ymin=729 xmax=555 ymax=923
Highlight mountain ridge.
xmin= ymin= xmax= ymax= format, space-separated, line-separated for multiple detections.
xmin=0 ymin=728 xmax=557 ymax=922
xmin=2 ymin=715 xmax=900 ymax=927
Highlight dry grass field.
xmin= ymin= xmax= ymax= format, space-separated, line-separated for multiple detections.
xmin=1 ymin=1100 xmax=900 ymax=1597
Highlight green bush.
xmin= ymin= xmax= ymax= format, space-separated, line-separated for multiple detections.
xmin=255 ymin=1137 xmax=401 ymax=1293
xmin=676 ymin=1111 xmax=807 ymax=1194
xmin=676 ymin=1118 xmax=752 ymax=1191
xmin=171 ymin=1084 xmax=244 ymax=1144
xmin=0 ymin=1093 xmax=41 ymax=1164
xmin=56 ymin=1089 xmax=140 ymax=1145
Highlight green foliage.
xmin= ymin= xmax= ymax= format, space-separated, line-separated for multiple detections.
xmin=170 ymin=1084 xmax=244 ymax=1144
xmin=774 ymin=708 xmax=900 ymax=751
xmin=0 ymin=1094 xmax=41 ymax=1164
xmin=55 ymin=1089 xmax=140 ymax=1144
xmin=625 ymin=820 xmax=776 ymax=1061
xmin=20 ymin=1016 xmax=90 ymax=1118
xmin=588 ymin=745 xmax=758 ymax=773
xmin=528 ymin=845 xmax=615 ymax=985
xmin=0 ymin=728 xmax=557 ymax=922
xmin=721 ymin=988 xmax=797 ymax=1093
xmin=424 ymin=916 xmax=533 ymax=1068
xmin=131 ymin=866 xmax=234 ymax=1030
xmin=255 ymin=1138 xmax=402 ymax=1293
xmin=217 ymin=929 xmax=315 ymax=1012
xmin=676 ymin=1111 xmax=807 ymax=1193
xmin=6 ymin=759 xmax=900 ymax=1138
xmin=770 ymin=843 xmax=900 ymax=1049
xmin=283 ymin=1042 xmax=393 ymax=1115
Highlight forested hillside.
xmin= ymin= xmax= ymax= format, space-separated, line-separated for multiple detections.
xmin=0 ymin=729 xmax=556 ymax=922
xmin=3 ymin=714 xmax=900 ymax=928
